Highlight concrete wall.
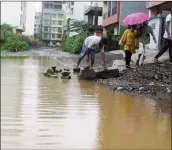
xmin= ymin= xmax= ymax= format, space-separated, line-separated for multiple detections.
xmin=119 ymin=1 xmax=148 ymax=36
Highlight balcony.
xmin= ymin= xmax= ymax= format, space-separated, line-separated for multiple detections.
xmin=84 ymin=6 xmax=102 ymax=16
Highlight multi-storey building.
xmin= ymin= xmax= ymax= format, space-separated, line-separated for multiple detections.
xmin=146 ymin=1 xmax=172 ymax=17
xmin=102 ymin=1 xmax=147 ymax=36
xmin=34 ymin=12 xmax=42 ymax=37
xmin=63 ymin=2 xmax=92 ymax=37
xmin=84 ymin=2 xmax=103 ymax=26
xmin=41 ymin=1 xmax=64 ymax=45
xmin=15 ymin=1 xmax=27 ymax=34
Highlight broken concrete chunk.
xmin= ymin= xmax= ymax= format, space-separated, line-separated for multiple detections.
xmin=139 ymin=87 xmax=144 ymax=91
xmin=117 ymin=87 xmax=124 ymax=91
xmin=79 ymin=69 xmax=96 ymax=80
xmin=96 ymin=68 xmax=119 ymax=79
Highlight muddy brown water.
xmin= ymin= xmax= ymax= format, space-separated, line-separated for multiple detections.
xmin=1 ymin=56 xmax=171 ymax=149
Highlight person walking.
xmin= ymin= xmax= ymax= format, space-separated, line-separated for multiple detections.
xmin=75 ymin=35 xmax=108 ymax=70
xmin=136 ymin=20 xmax=157 ymax=66
xmin=119 ymin=25 xmax=137 ymax=68
xmin=154 ymin=10 xmax=172 ymax=63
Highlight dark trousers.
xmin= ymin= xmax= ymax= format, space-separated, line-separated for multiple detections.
xmin=125 ymin=50 xmax=132 ymax=66
xmin=155 ymin=38 xmax=172 ymax=62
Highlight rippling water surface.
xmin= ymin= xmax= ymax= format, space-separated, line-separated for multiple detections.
xmin=1 ymin=56 xmax=171 ymax=149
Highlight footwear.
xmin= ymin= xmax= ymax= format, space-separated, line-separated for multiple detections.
xmin=136 ymin=61 xmax=139 ymax=66
xmin=84 ymin=65 xmax=90 ymax=69
xmin=154 ymin=58 xmax=160 ymax=64
xmin=126 ymin=65 xmax=131 ymax=69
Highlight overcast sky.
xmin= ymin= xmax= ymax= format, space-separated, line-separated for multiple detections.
xmin=1 ymin=2 xmax=42 ymax=35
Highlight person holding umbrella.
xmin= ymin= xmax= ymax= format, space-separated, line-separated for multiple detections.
xmin=119 ymin=25 xmax=137 ymax=68
xmin=121 ymin=12 xmax=151 ymax=68
xmin=136 ymin=20 xmax=157 ymax=66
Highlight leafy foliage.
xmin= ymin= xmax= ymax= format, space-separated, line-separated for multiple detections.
xmin=0 ymin=23 xmax=43 ymax=52
xmin=0 ymin=23 xmax=13 ymax=32
xmin=62 ymin=32 xmax=87 ymax=54
xmin=61 ymin=20 xmax=95 ymax=54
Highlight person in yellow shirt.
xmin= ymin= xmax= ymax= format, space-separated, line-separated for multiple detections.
xmin=119 ymin=25 xmax=137 ymax=68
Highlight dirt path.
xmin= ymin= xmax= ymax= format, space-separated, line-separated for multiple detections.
xmin=1 ymin=48 xmax=171 ymax=117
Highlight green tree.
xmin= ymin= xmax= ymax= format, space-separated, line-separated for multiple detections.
xmin=0 ymin=23 xmax=14 ymax=32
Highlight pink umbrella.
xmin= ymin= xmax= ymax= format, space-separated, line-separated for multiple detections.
xmin=123 ymin=12 xmax=149 ymax=25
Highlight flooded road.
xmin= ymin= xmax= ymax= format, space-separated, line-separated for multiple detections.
xmin=1 ymin=56 xmax=171 ymax=149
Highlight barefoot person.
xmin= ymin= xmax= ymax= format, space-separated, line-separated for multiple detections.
xmin=119 ymin=25 xmax=137 ymax=68
xmin=154 ymin=10 xmax=172 ymax=63
xmin=75 ymin=36 xmax=108 ymax=69
xmin=136 ymin=20 xmax=157 ymax=66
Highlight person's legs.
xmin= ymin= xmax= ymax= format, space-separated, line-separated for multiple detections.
xmin=90 ymin=50 xmax=95 ymax=68
xmin=155 ymin=39 xmax=169 ymax=61
xmin=136 ymin=43 xmax=143 ymax=66
xmin=141 ymin=44 xmax=147 ymax=66
xmin=169 ymin=40 xmax=172 ymax=62
xmin=125 ymin=50 xmax=132 ymax=67
xmin=76 ymin=45 xmax=88 ymax=68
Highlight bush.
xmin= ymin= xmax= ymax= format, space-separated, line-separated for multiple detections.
xmin=71 ymin=33 xmax=86 ymax=54
xmin=1 ymin=31 xmax=29 ymax=51
xmin=17 ymin=35 xmax=43 ymax=48
xmin=61 ymin=32 xmax=86 ymax=54
xmin=64 ymin=37 xmax=75 ymax=52
xmin=2 ymin=40 xmax=29 ymax=52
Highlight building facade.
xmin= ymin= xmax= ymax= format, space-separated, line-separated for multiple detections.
xmin=102 ymin=1 xmax=147 ymax=36
xmin=19 ymin=2 xmax=27 ymax=33
xmin=63 ymin=2 xmax=92 ymax=37
xmin=84 ymin=2 xmax=103 ymax=26
xmin=34 ymin=12 xmax=42 ymax=37
xmin=41 ymin=1 xmax=64 ymax=45
xmin=146 ymin=1 xmax=172 ymax=17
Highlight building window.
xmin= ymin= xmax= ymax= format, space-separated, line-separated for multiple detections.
xmin=34 ymin=25 xmax=37 ymax=27
xmin=43 ymin=13 xmax=50 ymax=19
xmin=44 ymin=4 xmax=49 ymax=8
xmin=50 ymin=4 xmax=53 ymax=8
xmin=52 ymin=34 xmax=56 ymax=38
xmin=54 ymin=1 xmax=62 ymax=4
xmin=107 ymin=1 xmax=117 ymax=17
xmin=71 ymin=1 xmax=74 ymax=5
xmin=52 ymin=21 xmax=57 ymax=25
xmin=58 ymin=14 xmax=63 ymax=18
xmin=43 ymin=20 xmax=50 ymax=25
xmin=43 ymin=33 xmax=49 ymax=38
xmin=57 ymin=34 xmax=62 ymax=38
xmin=44 ymin=26 xmax=49 ymax=31
xmin=58 ymin=21 xmax=63 ymax=25
xmin=58 ymin=27 xmax=62 ymax=33
xmin=111 ymin=1 xmax=117 ymax=15
xmin=54 ymin=5 xmax=62 ymax=9
xmin=52 ymin=14 xmax=56 ymax=18
xmin=51 ymin=27 xmax=56 ymax=32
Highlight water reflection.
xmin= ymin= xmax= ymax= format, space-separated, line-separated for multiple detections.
xmin=1 ymin=56 xmax=171 ymax=149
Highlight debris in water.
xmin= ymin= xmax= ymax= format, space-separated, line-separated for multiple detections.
xmin=117 ymin=87 xmax=124 ymax=91
xmin=149 ymin=82 xmax=154 ymax=86
xmin=167 ymin=88 xmax=171 ymax=93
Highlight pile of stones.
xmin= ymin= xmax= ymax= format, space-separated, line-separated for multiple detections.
xmin=43 ymin=66 xmax=71 ymax=79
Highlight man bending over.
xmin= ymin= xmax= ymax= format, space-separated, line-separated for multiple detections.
xmin=75 ymin=35 xmax=108 ymax=70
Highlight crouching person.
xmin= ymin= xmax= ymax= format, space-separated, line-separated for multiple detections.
xmin=75 ymin=35 xmax=108 ymax=70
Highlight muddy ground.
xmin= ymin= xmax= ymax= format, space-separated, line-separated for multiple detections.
xmin=94 ymin=61 xmax=172 ymax=117
xmin=1 ymin=48 xmax=171 ymax=117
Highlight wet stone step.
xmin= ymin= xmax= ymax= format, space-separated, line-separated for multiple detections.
xmin=79 ymin=68 xmax=120 ymax=80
